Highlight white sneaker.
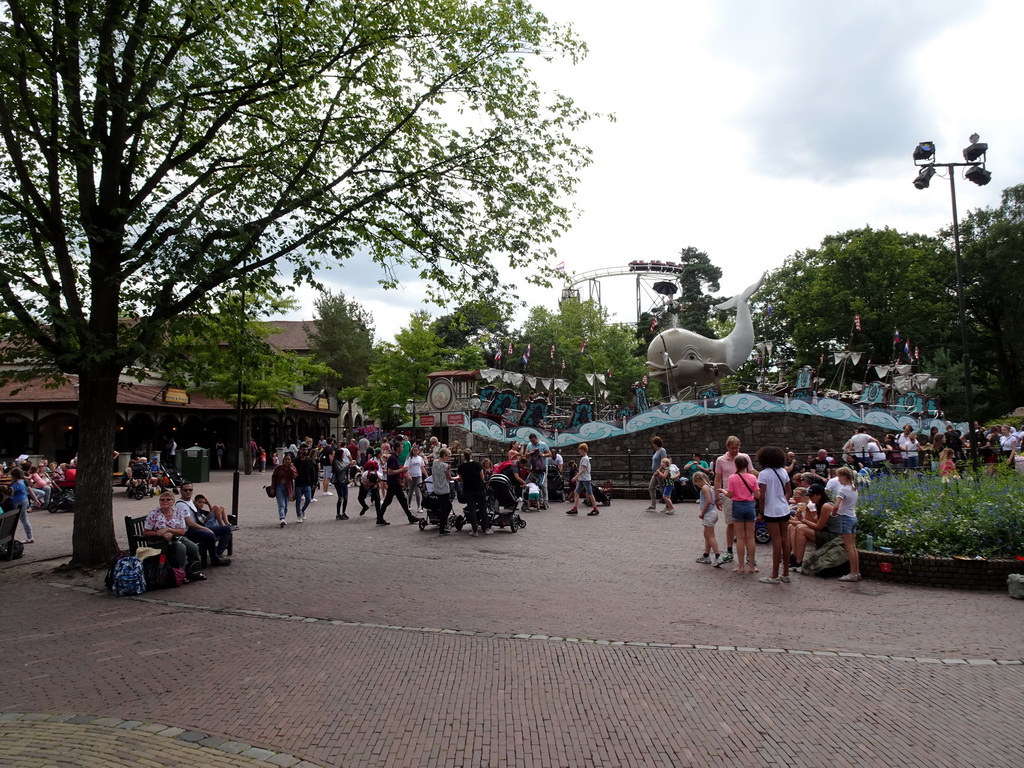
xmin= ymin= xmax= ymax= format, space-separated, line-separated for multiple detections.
xmin=310 ymin=497 xmax=318 ymax=502
xmin=713 ymin=555 xmax=725 ymax=568
xmin=297 ymin=515 xmax=304 ymax=523
xmin=323 ymin=491 xmax=333 ymax=495
xmin=695 ymin=554 xmax=712 ymax=564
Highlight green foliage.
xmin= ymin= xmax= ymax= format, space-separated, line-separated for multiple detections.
xmin=753 ymin=226 xmax=958 ymax=396
xmin=520 ymin=299 xmax=646 ymax=404
xmin=952 ymin=183 xmax=1024 ymax=417
xmin=307 ymin=291 xmax=376 ymax=391
xmin=432 ymin=299 xmax=513 ymax=350
xmin=857 ymin=472 xmax=1024 ymax=557
xmin=673 ymin=246 xmax=724 ymax=339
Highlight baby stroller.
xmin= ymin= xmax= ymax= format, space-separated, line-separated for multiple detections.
xmin=591 ymin=480 xmax=612 ymax=507
xmin=546 ymin=470 xmax=566 ymax=503
xmin=159 ymin=463 xmax=189 ymax=494
xmin=419 ymin=492 xmax=455 ymax=532
xmin=125 ymin=464 xmax=151 ymax=500
xmin=485 ymin=474 xmax=527 ymax=532
xmin=47 ymin=481 xmax=76 ymax=513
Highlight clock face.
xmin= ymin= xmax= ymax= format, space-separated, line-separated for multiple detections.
xmin=427 ymin=379 xmax=455 ymax=411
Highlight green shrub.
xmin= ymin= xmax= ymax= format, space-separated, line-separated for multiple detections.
xmin=856 ymin=470 xmax=1024 ymax=557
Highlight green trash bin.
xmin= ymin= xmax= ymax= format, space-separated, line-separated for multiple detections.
xmin=180 ymin=445 xmax=210 ymax=484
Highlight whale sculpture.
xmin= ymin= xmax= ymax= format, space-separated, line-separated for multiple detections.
xmin=645 ymin=275 xmax=764 ymax=391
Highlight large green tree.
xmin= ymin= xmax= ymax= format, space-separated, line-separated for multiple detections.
xmin=753 ymin=227 xmax=958 ymax=390
xmin=0 ymin=0 xmax=593 ymax=565
xmin=953 ymin=183 xmax=1024 ymax=417
xmin=307 ymin=290 xmax=376 ymax=391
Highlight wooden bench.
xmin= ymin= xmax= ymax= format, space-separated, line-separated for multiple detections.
xmin=125 ymin=514 xmax=232 ymax=569
xmin=1 ymin=507 xmax=21 ymax=560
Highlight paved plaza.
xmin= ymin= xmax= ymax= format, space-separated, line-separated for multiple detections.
xmin=2 ymin=470 xmax=1022 ymax=767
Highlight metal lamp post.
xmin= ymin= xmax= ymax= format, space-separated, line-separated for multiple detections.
xmin=912 ymin=135 xmax=991 ymax=473
xmin=469 ymin=395 xmax=481 ymax=449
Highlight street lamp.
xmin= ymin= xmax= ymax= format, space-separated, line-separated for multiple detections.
xmin=469 ymin=395 xmax=481 ymax=449
xmin=912 ymin=134 xmax=991 ymax=472
xmin=390 ymin=403 xmax=401 ymax=429
xmin=405 ymin=398 xmax=416 ymax=435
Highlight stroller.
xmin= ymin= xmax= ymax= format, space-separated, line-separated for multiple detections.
xmin=125 ymin=463 xmax=151 ymax=500
xmin=158 ymin=463 xmax=189 ymax=494
xmin=591 ymin=480 xmax=612 ymax=507
xmin=546 ymin=470 xmax=566 ymax=503
xmin=419 ymin=492 xmax=455 ymax=532
xmin=47 ymin=481 xmax=76 ymax=513
xmin=484 ymin=474 xmax=527 ymax=532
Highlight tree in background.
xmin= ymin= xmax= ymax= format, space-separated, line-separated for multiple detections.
xmin=673 ymin=246 xmax=724 ymax=339
xmin=0 ymin=0 xmax=593 ymax=565
xmin=307 ymin=291 xmax=376 ymax=392
xmin=432 ymin=299 xmax=513 ymax=355
xmin=752 ymin=227 xmax=958 ymax=392
xmin=954 ymin=183 xmax=1024 ymax=418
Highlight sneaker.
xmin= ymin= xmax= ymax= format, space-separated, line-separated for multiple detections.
xmin=695 ymin=554 xmax=712 ymax=564
xmin=758 ymin=576 xmax=781 ymax=585
xmin=644 ymin=506 xmax=657 ymax=512
xmin=309 ymin=497 xmax=318 ymax=502
xmin=665 ymin=509 xmax=676 ymax=515
xmin=713 ymin=555 xmax=725 ymax=567
xmin=721 ymin=552 xmax=734 ymax=563
xmin=587 ymin=508 xmax=600 ymax=516
xmin=793 ymin=567 xmax=804 ymax=575
xmin=483 ymin=528 xmax=493 ymax=535
xmin=470 ymin=529 xmax=478 ymax=537
xmin=566 ymin=507 xmax=579 ymax=515
xmin=779 ymin=575 xmax=791 ymax=583
xmin=376 ymin=519 xmax=390 ymax=526
xmin=297 ymin=515 xmax=304 ymax=523
xmin=230 ymin=524 xmax=240 ymax=531
xmin=838 ymin=573 xmax=862 ymax=582
xmin=323 ymin=491 xmax=333 ymax=496
xmin=279 ymin=519 xmax=286 ymax=528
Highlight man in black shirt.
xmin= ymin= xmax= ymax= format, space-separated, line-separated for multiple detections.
xmin=293 ymin=446 xmax=319 ymax=522
xmin=456 ymin=449 xmax=490 ymax=535
xmin=377 ymin=444 xmax=419 ymax=525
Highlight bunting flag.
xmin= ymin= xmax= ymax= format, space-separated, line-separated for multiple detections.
xmin=914 ymin=346 xmax=920 ymax=360
xmin=550 ymin=343 xmax=555 ymax=360
xmin=764 ymin=304 xmax=773 ymax=317
xmin=904 ymin=341 xmax=911 ymax=359
xmin=642 ymin=374 xmax=649 ymax=386
xmin=819 ymin=354 xmax=824 ymax=365
xmin=561 ymin=358 xmax=566 ymax=371
xmin=649 ymin=316 xmax=658 ymax=333
xmin=520 ymin=342 xmax=532 ymax=366
xmin=854 ymin=313 xmax=861 ymax=331
xmin=606 ymin=368 xmax=612 ymax=379
xmin=494 ymin=349 xmax=502 ymax=364
xmin=579 ymin=339 xmax=587 ymax=354
xmin=893 ymin=330 xmax=901 ymax=345
xmin=555 ymin=262 xmax=565 ymax=273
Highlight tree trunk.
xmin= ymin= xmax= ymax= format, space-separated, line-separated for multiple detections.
xmin=69 ymin=365 xmax=122 ymax=567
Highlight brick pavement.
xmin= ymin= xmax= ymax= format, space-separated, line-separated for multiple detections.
xmin=2 ymin=470 xmax=1023 ymax=766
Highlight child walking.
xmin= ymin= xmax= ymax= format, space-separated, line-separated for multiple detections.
xmin=693 ymin=472 xmax=724 ymax=566
xmin=567 ymin=443 xmax=600 ymax=516
xmin=656 ymin=457 xmax=676 ymax=514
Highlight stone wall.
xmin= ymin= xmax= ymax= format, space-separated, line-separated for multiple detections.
xmin=859 ymin=551 xmax=1024 ymax=591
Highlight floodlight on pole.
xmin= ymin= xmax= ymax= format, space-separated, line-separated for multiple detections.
xmin=911 ymin=133 xmax=992 ymax=473
xmin=913 ymin=165 xmax=936 ymax=189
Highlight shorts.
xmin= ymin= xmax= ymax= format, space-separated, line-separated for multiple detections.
xmin=701 ymin=509 xmax=718 ymax=527
xmin=323 ymin=466 xmax=333 ymax=480
xmin=662 ymin=485 xmax=673 ymax=498
xmin=840 ymin=515 xmax=858 ymax=535
xmin=575 ymin=480 xmax=593 ymax=496
xmin=720 ymin=494 xmax=734 ymax=524
xmin=731 ymin=499 xmax=756 ymax=523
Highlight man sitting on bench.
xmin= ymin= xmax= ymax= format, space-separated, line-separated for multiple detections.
xmin=175 ymin=483 xmax=231 ymax=566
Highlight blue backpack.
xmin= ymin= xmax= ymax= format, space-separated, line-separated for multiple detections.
xmin=107 ymin=556 xmax=147 ymax=596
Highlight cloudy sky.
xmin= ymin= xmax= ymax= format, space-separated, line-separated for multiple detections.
xmin=283 ymin=0 xmax=1023 ymax=342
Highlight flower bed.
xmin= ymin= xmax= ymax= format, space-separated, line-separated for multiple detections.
xmin=857 ymin=471 xmax=1024 ymax=558
xmin=854 ymin=471 xmax=1024 ymax=590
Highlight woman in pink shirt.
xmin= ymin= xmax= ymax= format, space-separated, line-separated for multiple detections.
xmin=724 ymin=455 xmax=760 ymax=574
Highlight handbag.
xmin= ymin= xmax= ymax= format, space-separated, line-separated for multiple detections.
xmin=264 ymin=485 xmax=275 ymax=498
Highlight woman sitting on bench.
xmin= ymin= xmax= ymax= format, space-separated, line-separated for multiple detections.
xmin=143 ymin=491 xmax=205 ymax=581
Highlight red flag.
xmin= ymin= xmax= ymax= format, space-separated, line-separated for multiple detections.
xmin=550 ymin=344 xmax=555 ymax=360
xmin=914 ymin=346 xmax=920 ymax=360
xmin=854 ymin=313 xmax=861 ymax=331
xmin=649 ymin=316 xmax=658 ymax=333
xmin=507 ymin=341 xmax=513 ymax=356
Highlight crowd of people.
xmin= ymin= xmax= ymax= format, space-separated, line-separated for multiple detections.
xmin=0 ymin=455 xmax=83 ymax=546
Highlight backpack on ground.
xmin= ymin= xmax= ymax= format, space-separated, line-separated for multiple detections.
xmin=800 ymin=535 xmax=850 ymax=578
xmin=142 ymin=553 xmax=176 ymax=590
xmin=0 ymin=539 xmax=25 ymax=560
xmin=106 ymin=555 xmax=147 ymax=596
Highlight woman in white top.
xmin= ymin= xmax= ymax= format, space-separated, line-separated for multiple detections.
xmin=898 ymin=425 xmax=921 ymax=469
xmin=404 ymin=444 xmax=427 ymax=513
xmin=756 ymin=446 xmax=793 ymax=584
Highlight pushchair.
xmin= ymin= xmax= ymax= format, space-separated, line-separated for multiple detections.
xmin=158 ymin=463 xmax=189 ymax=494
xmin=419 ymin=491 xmax=455 ymax=532
xmin=47 ymin=481 xmax=76 ymax=513
xmin=592 ymin=480 xmax=612 ymax=507
xmin=484 ymin=474 xmax=527 ymax=532
xmin=125 ymin=463 xmax=151 ymax=500
xmin=547 ymin=470 xmax=566 ymax=503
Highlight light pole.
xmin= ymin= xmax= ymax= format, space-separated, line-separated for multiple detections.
xmin=469 ymin=395 xmax=481 ymax=449
xmin=390 ymin=403 xmax=401 ymax=431
xmin=912 ymin=135 xmax=991 ymax=473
